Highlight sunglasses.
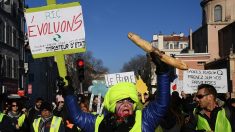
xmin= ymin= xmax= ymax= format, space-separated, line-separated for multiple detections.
xmin=196 ymin=93 xmax=210 ymax=99
xmin=12 ymin=105 xmax=18 ymax=107
xmin=58 ymin=101 xmax=64 ymax=103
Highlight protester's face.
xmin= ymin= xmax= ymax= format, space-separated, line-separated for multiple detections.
xmin=144 ymin=94 xmax=149 ymax=101
xmin=115 ymin=98 xmax=134 ymax=117
xmin=93 ymin=97 xmax=99 ymax=105
xmin=196 ymin=88 xmax=211 ymax=109
xmin=80 ymin=103 xmax=89 ymax=112
xmin=11 ymin=102 xmax=18 ymax=112
xmin=41 ymin=109 xmax=51 ymax=118
xmin=231 ymin=102 xmax=235 ymax=108
xmin=36 ymin=100 xmax=43 ymax=109
xmin=58 ymin=101 xmax=64 ymax=107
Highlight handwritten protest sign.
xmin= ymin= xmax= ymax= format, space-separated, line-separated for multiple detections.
xmin=105 ymin=71 xmax=136 ymax=87
xmin=183 ymin=69 xmax=228 ymax=93
xmin=25 ymin=2 xmax=85 ymax=58
xmin=25 ymin=2 xmax=86 ymax=84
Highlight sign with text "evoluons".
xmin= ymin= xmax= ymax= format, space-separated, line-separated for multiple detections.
xmin=25 ymin=2 xmax=86 ymax=58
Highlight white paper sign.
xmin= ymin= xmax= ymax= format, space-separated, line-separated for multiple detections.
xmin=183 ymin=69 xmax=228 ymax=93
xmin=105 ymin=71 xmax=136 ymax=87
xmin=25 ymin=5 xmax=85 ymax=55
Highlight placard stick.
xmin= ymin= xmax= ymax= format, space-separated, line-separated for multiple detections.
xmin=54 ymin=54 xmax=68 ymax=85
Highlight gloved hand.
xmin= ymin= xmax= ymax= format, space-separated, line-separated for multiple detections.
xmin=149 ymin=52 xmax=170 ymax=75
xmin=57 ymin=76 xmax=74 ymax=96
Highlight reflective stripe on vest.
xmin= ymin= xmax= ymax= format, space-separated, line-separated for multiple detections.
xmin=33 ymin=116 xmax=62 ymax=132
xmin=0 ymin=113 xmax=5 ymax=123
xmin=95 ymin=110 xmax=142 ymax=132
xmin=18 ymin=114 xmax=26 ymax=127
xmin=50 ymin=116 xmax=62 ymax=132
xmin=197 ymin=108 xmax=232 ymax=132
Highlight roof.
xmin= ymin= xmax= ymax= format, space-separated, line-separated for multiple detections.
xmin=163 ymin=36 xmax=188 ymax=41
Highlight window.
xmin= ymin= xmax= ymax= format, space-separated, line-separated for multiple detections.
xmin=0 ymin=19 xmax=4 ymax=42
xmin=197 ymin=61 xmax=206 ymax=65
xmin=174 ymin=42 xmax=179 ymax=49
xmin=169 ymin=43 xmax=174 ymax=49
xmin=13 ymin=28 xmax=17 ymax=48
xmin=214 ymin=5 xmax=222 ymax=22
xmin=179 ymin=44 xmax=184 ymax=49
xmin=1 ymin=55 xmax=6 ymax=77
xmin=6 ymin=25 xmax=11 ymax=45
xmin=7 ymin=57 xmax=12 ymax=78
xmin=13 ymin=60 xmax=18 ymax=79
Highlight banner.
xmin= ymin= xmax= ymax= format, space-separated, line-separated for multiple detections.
xmin=25 ymin=2 xmax=85 ymax=58
xmin=105 ymin=71 xmax=136 ymax=87
xmin=183 ymin=69 xmax=228 ymax=93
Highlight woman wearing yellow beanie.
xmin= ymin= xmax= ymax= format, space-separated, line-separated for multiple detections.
xmin=64 ymin=52 xmax=171 ymax=132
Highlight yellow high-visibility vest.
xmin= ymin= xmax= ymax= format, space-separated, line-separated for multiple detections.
xmin=33 ymin=116 xmax=62 ymax=132
xmin=18 ymin=114 xmax=26 ymax=127
xmin=0 ymin=113 xmax=5 ymax=123
xmin=196 ymin=108 xmax=231 ymax=132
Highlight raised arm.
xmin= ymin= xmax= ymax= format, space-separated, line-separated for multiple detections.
xmin=60 ymin=77 xmax=96 ymax=132
xmin=65 ymin=95 xmax=96 ymax=132
xmin=142 ymin=52 xmax=171 ymax=132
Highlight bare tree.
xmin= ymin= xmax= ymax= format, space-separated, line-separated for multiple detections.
xmin=120 ymin=54 xmax=152 ymax=88
xmin=80 ymin=51 xmax=109 ymax=90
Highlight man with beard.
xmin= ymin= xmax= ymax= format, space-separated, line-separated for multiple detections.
xmin=63 ymin=52 xmax=171 ymax=132
xmin=27 ymin=97 xmax=44 ymax=123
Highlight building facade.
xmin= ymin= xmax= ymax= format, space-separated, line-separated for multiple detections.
xmin=151 ymin=33 xmax=189 ymax=56
xmin=192 ymin=0 xmax=235 ymax=96
xmin=193 ymin=0 xmax=235 ymax=60
xmin=0 ymin=0 xmax=25 ymax=95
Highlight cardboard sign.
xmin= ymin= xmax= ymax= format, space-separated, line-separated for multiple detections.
xmin=183 ymin=69 xmax=228 ymax=93
xmin=105 ymin=71 xmax=136 ymax=87
xmin=25 ymin=2 xmax=86 ymax=58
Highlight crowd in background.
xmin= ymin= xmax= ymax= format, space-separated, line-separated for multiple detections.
xmin=0 ymin=88 xmax=235 ymax=132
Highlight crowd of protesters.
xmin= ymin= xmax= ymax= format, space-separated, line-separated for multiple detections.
xmin=0 ymin=55 xmax=235 ymax=132
xmin=0 ymin=86 xmax=235 ymax=132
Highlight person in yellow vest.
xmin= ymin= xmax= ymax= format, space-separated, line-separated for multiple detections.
xmin=7 ymin=101 xmax=27 ymax=132
xmin=31 ymin=101 xmax=65 ymax=132
xmin=182 ymin=84 xmax=232 ymax=132
xmin=63 ymin=52 xmax=171 ymax=132
xmin=0 ymin=111 xmax=14 ymax=132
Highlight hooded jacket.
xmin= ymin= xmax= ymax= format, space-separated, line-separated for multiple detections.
xmin=65 ymin=73 xmax=170 ymax=132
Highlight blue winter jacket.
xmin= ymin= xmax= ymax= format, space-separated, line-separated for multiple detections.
xmin=65 ymin=73 xmax=170 ymax=132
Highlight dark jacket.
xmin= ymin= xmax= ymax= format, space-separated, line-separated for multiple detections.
xmin=0 ymin=113 xmax=14 ymax=132
xmin=27 ymin=107 xmax=41 ymax=123
xmin=65 ymin=73 xmax=170 ymax=132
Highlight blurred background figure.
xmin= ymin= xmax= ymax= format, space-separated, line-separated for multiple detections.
xmin=27 ymin=97 xmax=44 ymax=123
xmin=0 ymin=110 xmax=14 ymax=132
xmin=8 ymin=101 xmax=28 ymax=132
xmin=31 ymin=101 xmax=65 ymax=132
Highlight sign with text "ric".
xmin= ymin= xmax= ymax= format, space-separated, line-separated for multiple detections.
xmin=183 ymin=69 xmax=228 ymax=94
xmin=105 ymin=71 xmax=136 ymax=87
xmin=25 ymin=2 xmax=86 ymax=58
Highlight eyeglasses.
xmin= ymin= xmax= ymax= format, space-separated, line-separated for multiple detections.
xmin=12 ymin=105 xmax=18 ymax=107
xmin=58 ymin=101 xmax=64 ymax=103
xmin=196 ymin=93 xmax=210 ymax=99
